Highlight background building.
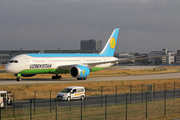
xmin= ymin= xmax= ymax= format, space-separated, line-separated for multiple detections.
xmin=176 ymin=50 xmax=180 ymax=65
xmin=45 ymin=39 xmax=102 ymax=54
xmin=148 ymin=48 xmax=174 ymax=65
xmin=166 ymin=51 xmax=175 ymax=64
xmin=44 ymin=50 xmax=99 ymax=53
xmin=0 ymin=50 xmax=40 ymax=64
xmin=148 ymin=51 xmax=163 ymax=65
xmin=114 ymin=53 xmax=134 ymax=58
xmin=80 ymin=39 xmax=102 ymax=52
xmin=114 ymin=52 xmax=149 ymax=65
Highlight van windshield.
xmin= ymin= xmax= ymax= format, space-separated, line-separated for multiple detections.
xmin=61 ymin=88 xmax=72 ymax=93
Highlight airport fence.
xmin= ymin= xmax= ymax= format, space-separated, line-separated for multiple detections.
xmin=1 ymin=82 xmax=180 ymax=120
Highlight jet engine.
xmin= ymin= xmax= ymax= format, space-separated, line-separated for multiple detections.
xmin=70 ymin=65 xmax=90 ymax=78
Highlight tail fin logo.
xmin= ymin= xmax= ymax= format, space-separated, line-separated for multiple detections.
xmin=109 ymin=37 xmax=116 ymax=49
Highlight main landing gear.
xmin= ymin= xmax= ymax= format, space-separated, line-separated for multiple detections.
xmin=77 ymin=77 xmax=87 ymax=80
xmin=52 ymin=75 xmax=61 ymax=80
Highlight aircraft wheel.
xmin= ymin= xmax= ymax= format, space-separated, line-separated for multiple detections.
xmin=52 ymin=75 xmax=61 ymax=80
xmin=58 ymin=75 xmax=61 ymax=79
xmin=16 ymin=78 xmax=21 ymax=81
xmin=77 ymin=78 xmax=87 ymax=80
xmin=52 ymin=76 xmax=55 ymax=80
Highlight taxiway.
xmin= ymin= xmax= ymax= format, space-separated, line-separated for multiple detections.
xmin=0 ymin=72 xmax=180 ymax=85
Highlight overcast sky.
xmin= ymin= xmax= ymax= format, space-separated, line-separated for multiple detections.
xmin=0 ymin=0 xmax=180 ymax=53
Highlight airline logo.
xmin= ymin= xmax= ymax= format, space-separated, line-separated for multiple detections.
xmin=110 ymin=37 xmax=116 ymax=49
xmin=30 ymin=64 xmax=52 ymax=69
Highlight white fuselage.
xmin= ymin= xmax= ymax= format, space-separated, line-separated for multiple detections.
xmin=5 ymin=54 xmax=118 ymax=74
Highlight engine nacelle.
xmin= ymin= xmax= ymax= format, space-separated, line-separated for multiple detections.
xmin=70 ymin=65 xmax=90 ymax=78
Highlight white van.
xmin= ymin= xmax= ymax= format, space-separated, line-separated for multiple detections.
xmin=57 ymin=86 xmax=85 ymax=101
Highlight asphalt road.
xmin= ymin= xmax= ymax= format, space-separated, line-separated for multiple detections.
xmin=12 ymin=89 xmax=180 ymax=109
xmin=0 ymin=72 xmax=180 ymax=85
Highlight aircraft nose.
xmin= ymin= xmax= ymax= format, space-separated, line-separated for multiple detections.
xmin=5 ymin=64 xmax=16 ymax=73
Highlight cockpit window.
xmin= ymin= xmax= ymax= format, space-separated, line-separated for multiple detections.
xmin=14 ymin=60 xmax=18 ymax=63
xmin=9 ymin=60 xmax=14 ymax=63
xmin=9 ymin=60 xmax=18 ymax=63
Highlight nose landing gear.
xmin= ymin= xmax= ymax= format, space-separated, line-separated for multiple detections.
xmin=15 ymin=74 xmax=21 ymax=81
xmin=16 ymin=78 xmax=21 ymax=81
xmin=52 ymin=75 xmax=62 ymax=80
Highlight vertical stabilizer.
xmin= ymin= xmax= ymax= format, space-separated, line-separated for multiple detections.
xmin=100 ymin=28 xmax=119 ymax=56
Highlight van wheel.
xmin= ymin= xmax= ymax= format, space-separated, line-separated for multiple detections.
xmin=67 ymin=97 xmax=71 ymax=101
xmin=81 ymin=96 xmax=84 ymax=100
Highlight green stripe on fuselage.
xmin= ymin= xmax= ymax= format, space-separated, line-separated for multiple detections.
xmin=19 ymin=69 xmax=69 ymax=74
xmin=90 ymin=67 xmax=105 ymax=72
xmin=19 ymin=67 xmax=105 ymax=75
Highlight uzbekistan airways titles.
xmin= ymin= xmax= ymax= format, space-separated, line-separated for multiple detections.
xmin=30 ymin=64 xmax=52 ymax=69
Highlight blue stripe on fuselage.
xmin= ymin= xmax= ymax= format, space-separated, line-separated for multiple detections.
xmin=26 ymin=53 xmax=108 ymax=57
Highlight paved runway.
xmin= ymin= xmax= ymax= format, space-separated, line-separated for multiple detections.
xmin=0 ymin=72 xmax=180 ymax=85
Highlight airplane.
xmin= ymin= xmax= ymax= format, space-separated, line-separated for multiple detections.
xmin=5 ymin=28 xmax=162 ymax=81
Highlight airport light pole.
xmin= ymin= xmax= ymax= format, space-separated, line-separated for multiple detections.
xmin=84 ymin=87 xmax=86 ymax=110
xmin=115 ymin=85 xmax=118 ymax=106
xmin=105 ymin=94 xmax=108 ymax=120
xmin=164 ymin=90 xmax=167 ymax=116
xmin=101 ymin=86 xmax=104 ymax=108
xmin=34 ymin=91 xmax=37 ymax=115
xmin=153 ymin=83 xmax=156 ymax=101
xmin=125 ymin=93 xmax=129 ymax=120
xmin=130 ymin=85 xmax=132 ymax=104
xmin=30 ymin=99 xmax=32 ymax=120
xmin=146 ymin=91 xmax=149 ymax=119
xmin=142 ymin=84 xmax=144 ymax=103
xmin=49 ymin=90 xmax=52 ymax=113
xmin=174 ymin=82 xmax=176 ymax=99
xmin=13 ymin=93 xmax=15 ymax=117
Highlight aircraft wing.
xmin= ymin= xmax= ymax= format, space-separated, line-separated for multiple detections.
xmin=86 ymin=55 xmax=168 ymax=67
xmin=57 ymin=55 xmax=167 ymax=70
xmin=57 ymin=64 xmax=76 ymax=70
xmin=114 ymin=55 xmax=166 ymax=63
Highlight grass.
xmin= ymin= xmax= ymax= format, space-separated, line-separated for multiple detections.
xmin=1 ymin=66 xmax=180 ymax=119
xmin=0 ymin=65 xmax=5 ymax=70
xmin=0 ymin=66 xmax=180 ymax=101
xmin=1 ymin=98 xmax=180 ymax=120
xmin=0 ymin=78 xmax=180 ymax=101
